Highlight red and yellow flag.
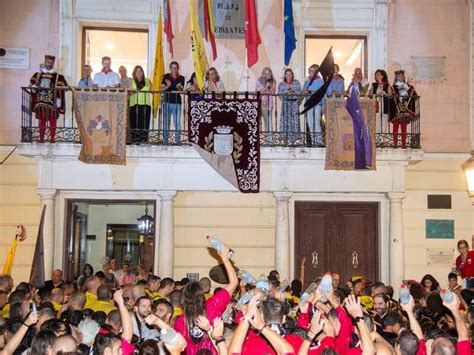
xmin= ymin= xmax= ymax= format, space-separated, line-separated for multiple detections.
xmin=152 ymin=7 xmax=165 ymax=118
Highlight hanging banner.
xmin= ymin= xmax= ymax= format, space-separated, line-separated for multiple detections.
xmin=206 ymin=0 xmax=245 ymax=39
xmin=73 ymin=90 xmax=127 ymax=165
xmin=325 ymin=96 xmax=376 ymax=170
xmin=188 ymin=93 xmax=260 ymax=192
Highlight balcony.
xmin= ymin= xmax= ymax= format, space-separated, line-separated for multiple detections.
xmin=20 ymin=87 xmax=421 ymax=149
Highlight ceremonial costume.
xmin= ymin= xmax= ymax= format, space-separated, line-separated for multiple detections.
xmin=390 ymin=70 xmax=417 ymax=148
xmin=29 ymin=55 xmax=68 ymax=143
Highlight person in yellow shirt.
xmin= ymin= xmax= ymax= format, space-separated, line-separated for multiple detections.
xmin=169 ymin=290 xmax=183 ymax=322
xmin=0 ymin=291 xmax=9 ymax=318
xmin=83 ymin=276 xmax=101 ymax=310
xmin=90 ymin=286 xmax=117 ymax=315
xmin=145 ymin=276 xmax=160 ymax=298
xmin=50 ymin=287 xmax=64 ymax=312
xmin=152 ymin=277 xmax=174 ymax=301
xmin=200 ymin=277 xmax=212 ymax=301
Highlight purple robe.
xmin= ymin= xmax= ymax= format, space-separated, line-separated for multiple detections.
xmin=346 ymin=88 xmax=372 ymax=169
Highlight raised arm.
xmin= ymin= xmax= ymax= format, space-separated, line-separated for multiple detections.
xmin=113 ymin=288 xmax=133 ymax=342
xmin=219 ymin=244 xmax=238 ymax=295
xmin=0 ymin=312 xmax=38 ymax=355
xmin=299 ymin=257 xmax=306 ymax=285
xmin=249 ymin=308 xmax=294 ymax=354
xmin=345 ymin=295 xmax=376 ymax=355
xmin=400 ymin=295 xmax=424 ymax=340
xmin=298 ymin=311 xmax=324 ymax=355
xmin=442 ymin=294 xmax=468 ymax=342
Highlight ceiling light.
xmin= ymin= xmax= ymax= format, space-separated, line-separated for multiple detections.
xmin=105 ymin=43 xmax=114 ymax=50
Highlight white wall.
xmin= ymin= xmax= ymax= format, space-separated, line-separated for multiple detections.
xmin=403 ymin=156 xmax=474 ymax=288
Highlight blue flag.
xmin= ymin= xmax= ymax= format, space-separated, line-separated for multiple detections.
xmin=284 ymin=0 xmax=296 ymax=65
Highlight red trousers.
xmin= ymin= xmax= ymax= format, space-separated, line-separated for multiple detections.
xmin=36 ymin=108 xmax=57 ymax=142
xmin=392 ymin=121 xmax=407 ymax=148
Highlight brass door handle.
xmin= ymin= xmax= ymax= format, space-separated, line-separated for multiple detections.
xmin=311 ymin=251 xmax=319 ymax=269
xmin=352 ymin=251 xmax=359 ymax=268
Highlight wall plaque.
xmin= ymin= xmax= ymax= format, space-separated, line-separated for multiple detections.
xmin=426 ymin=248 xmax=455 ymax=266
xmin=411 ymin=56 xmax=446 ymax=81
xmin=0 ymin=47 xmax=30 ymax=69
xmin=426 ymin=219 xmax=454 ymax=239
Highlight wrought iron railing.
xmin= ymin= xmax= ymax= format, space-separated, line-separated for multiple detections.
xmin=20 ymin=87 xmax=421 ymax=148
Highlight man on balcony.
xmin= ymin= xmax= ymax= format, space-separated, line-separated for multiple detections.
xmin=92 ymin=56 xmax=120 ymax=89
xmin=29 ymin=54 xmax=68 ymax=143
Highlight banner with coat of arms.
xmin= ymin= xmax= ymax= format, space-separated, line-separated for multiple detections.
xmin=188 ymin=93 xmax=260 ymax=193
xmin=73 ymin=90 xmax=127 ymax=165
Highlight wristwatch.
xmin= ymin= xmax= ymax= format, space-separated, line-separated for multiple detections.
xmin=354 ymin=316 xmax=364 ymax=323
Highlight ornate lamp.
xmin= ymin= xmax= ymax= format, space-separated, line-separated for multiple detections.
xmin=137 ymin=203 xmax=154 ymax=236
xmin=462 ymin=150 xmax=474 ymax=198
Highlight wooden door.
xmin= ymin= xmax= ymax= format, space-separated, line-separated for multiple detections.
xmin=294 ymin=202 xmax=378 ymax=286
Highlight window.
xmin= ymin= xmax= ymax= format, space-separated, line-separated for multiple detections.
xmin=82 ymin=27 xmax=148 ymax=78
xmin=305 ymin=35 xmax=367 ymax=84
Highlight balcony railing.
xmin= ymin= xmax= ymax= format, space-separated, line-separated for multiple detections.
xmin=20 ymin=87 xmax=421 ymax=148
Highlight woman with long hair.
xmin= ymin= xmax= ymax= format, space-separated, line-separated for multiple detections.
xmin=278 ymin=68 xmax=302 ymax=145
xmin=420 ymin=274 xmax=440 ymax=294
xmin=368 ymin=69 xmax=391 ymax=134
xmin=326 ymin=64 xmax=345 ymax=96
xmin=76 ymin=263 xmax=94 ymax=290
xmin=129 ymin=65 xmax=152 ymax=143
xmin=204 ymin=67 xmax=225 ymax=92
xmin=174 ymin=244 xmax=238 ymax=354
xmin=256 ymin=67 xmax=277 ymax=144
xmin=29 ymin=330 xmax=56 ymax=355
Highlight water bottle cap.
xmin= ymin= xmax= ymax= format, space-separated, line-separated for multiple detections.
xmin=440 ymin=288 xmax=447 ymax=294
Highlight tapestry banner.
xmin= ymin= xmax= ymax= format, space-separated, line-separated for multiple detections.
xmin=188 ymin=93 xmax=260 ymax=192
xmin=73 ymin=90 xmax=127 ymax=165
xmin=325 ymin=97 xmax=376 ymax=170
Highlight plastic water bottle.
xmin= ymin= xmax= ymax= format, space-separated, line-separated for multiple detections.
xmin=160 ymin=327 xmax=180 ymax=347
xmin=279 ymin=279 xmax=289 ymax=294
xmin=399 ymin=284 xmax=411 ymax=305
xmin=206 ymin=235 xmax=234 ymax=258
xmin=237 ymin=290 xmax=255 ymax=309
xmin=298 ymin=282 xmax=318 ymax=307
xmin=238 ymin=270 xmax=256 ymax=285
xmin=255 ymin=274 xmax=270 ymax=293
xmin=317 ymin=273 xmax=333 ymax=302
xmin=31 ymin=301 xmax=37 ymax=315
xmin=440 ymin=288 xmax=455 ymax=304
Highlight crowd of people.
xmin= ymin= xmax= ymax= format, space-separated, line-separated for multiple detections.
xmin=30 ymin=54 xmax=418 ymax=147
xmin=0 ymin=238 xmax=472 ymax=354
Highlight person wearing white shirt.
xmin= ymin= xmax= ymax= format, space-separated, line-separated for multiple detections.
xmin=93 ymin=56 xmax=120 ymax=88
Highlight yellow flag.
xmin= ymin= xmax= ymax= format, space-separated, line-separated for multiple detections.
xmin=190 ymin=0 xmax=208 ymax=90
xmin=2 ymin=238 xmax=17 ymax=275
xmin=152 ymin=7 xmax=165 ymax=118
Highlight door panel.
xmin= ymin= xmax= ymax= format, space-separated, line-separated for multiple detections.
xmin=295 ymin=202 xmax=378 ymax=285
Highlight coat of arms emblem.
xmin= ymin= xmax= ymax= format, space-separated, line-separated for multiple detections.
xmin=213 ymin=126 xmax=233 ymax=156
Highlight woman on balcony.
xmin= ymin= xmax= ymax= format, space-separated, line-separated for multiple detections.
xmin=255 ymin=67 xmax=276 ymax=144
xmin=161 ymin=61 xmax=185 ymax=145
xmin=278 ymin=68 xmax=302 ymax=145
xmin=367 ymin=69 xmax=391 ymax=134
xmin=204 ymin=67 xmax=225 ymax=92
xmin=302 ymin=64 xmax=324 ymax=147
xmin=326 ymin=64 xmax=345 ymax=97
xmin=129 ymin=65 xmax=152 ymax=143
xmin=389 ymin=70 xmax=417 ymax=148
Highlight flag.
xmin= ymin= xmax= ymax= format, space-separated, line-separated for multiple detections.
xmin=284 ymin=0 xmax=296 ymax=65
xmin=152 ymin=7 xmax=165 ymax=118
xmin=301 ymin=48 xmax=335 ymax=115
xmin=2 ymin=239 xmax=17 ymax=275
xmin=163 ymin=0 xmax=174 ymax=57
xmin=29 ymin=205 xmax=46 ymax=289
xmin=245 ymin=0 xmax=261 ymax=68
xmin=203 ymin=0 xmax=217 ymax=60
xmin=190 ymin=0 xmax=209 ymax=90
xmin=346 ymin=87 xmax=373 ymax=169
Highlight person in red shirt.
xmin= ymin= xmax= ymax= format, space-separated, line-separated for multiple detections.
xmin=454 ymin=240 xmax=474 ymax=289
